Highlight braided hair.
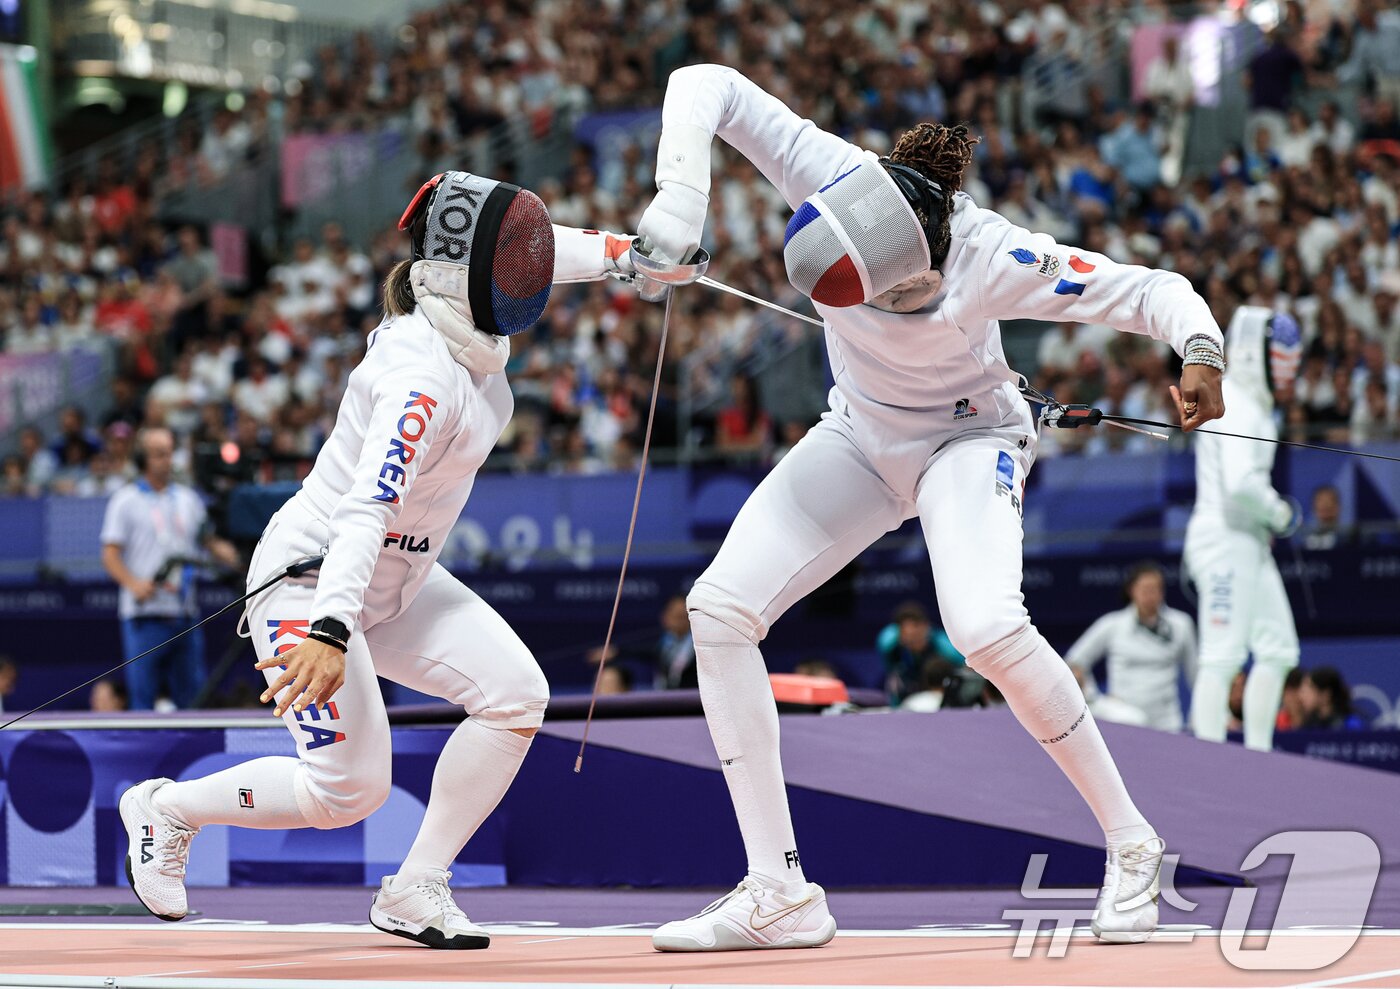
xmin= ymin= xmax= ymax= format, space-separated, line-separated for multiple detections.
xmin=888 ymin=123 xmax=980 ymax=262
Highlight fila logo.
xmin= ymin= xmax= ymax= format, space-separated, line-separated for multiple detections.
xmin=238 ymin=789 xmax=255 ymax=809
xmin=140 ymin=825 xmax=155 ymax=865
xmin=375 ymin=392 xmax=438 ymax=505
xmin=383 ymin=532 xmax=431 ymax=552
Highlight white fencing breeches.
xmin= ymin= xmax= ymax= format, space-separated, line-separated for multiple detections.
xmin=155 ymin=511 xmax=548 ymax=833
xmin=688 ymin=417 xmax=1151 ymax=871
xmin=1186 ymin=528 xmax=1299 ymax=751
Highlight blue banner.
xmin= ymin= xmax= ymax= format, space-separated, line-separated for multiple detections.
xmin=11 ymin=442 xmax=1397 ymax=581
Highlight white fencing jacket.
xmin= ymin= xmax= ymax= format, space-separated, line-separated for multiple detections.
xmin=659 ymin=65 xmax=1223 ymax=466
xmin=285 ymin=225 xmax=622 ymax=631
xmin=1186 ymin=306 xmax=1293 ymax=543
xmin=1066 ymin=603 xmax=1197 ymax=726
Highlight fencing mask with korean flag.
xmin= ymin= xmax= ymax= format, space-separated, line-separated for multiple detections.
xmin=398 ymin=170 xmax=554 ymax=337
xmin=782 ymin=157 xmax=948 ymax=309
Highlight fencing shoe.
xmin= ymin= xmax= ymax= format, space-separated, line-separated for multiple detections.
xmin=119 ymin=778 xmax=199 ymax=922
xmin=652 ymin=875 xmax=837 ymax=951
xmin=1091 ymin=835 xmax=1165 ymax=943
xmin=370 ymin=870 xmax=491 ymax=949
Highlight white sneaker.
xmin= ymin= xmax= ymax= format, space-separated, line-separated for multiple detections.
xmin=370 ymin=870 xmax=491 ymax=949
xmin=119 ymin=778 xmax=198 ymax=922
xmin=652 ymin=876 xmax=837 ymax=951
xmin=1091 ymin=835 xmax=1165 ymax=943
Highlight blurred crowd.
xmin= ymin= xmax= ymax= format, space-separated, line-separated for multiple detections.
xmin=4 ymin=0 xmax=1400 ymax=504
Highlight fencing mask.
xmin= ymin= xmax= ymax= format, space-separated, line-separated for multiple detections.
xmin=782 ymin=157 xmax=948 ymax=309
xmin=1225 ymin=305 xmax=1302 ymax=406
xmin=398 ymin=171 xmax=554 ymax=336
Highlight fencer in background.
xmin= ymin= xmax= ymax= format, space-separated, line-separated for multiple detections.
xmin=636 ymin=63 xmax=1227 ymax=952
xmin=118 ymin=171 xmax=646 ymax=948
xmin=1065 ymin=561 xmax=1197 ymax=732
xmin=1186 ymin=306 xmax=1303 ymax=752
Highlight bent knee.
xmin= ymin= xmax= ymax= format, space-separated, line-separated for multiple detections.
xmin=470 ymin=659 xmax=550 ymax=731
xmin=686 ymin=584 xmax=763 ymax=644
xmin=949 ymin=616 xmax=1036 ymax=671
xmin=301 ymin=765 xmax=391 ymax=829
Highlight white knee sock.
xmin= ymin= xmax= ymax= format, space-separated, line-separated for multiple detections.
xmin=691 ymin=610 xmax=806 ymax=886
xmin=153 ymin=757 xmax=316 ymax=830
xmin=1242 ymin=662 xmax=1289 ymax=752
xmin=973 ymin=630 xmax=1153 ymax=849
xmin=1191 ymin=664 xmax=1236 ymax=743
xmin=390 ymin=718 xmax=532 ymax=888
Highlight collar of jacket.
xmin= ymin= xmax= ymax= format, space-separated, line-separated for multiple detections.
xmin=409 ymin=259 xmax=510 ymax=375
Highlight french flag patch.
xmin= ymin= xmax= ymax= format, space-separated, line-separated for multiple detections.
xmin=1054 ymin=255 xmax=1095 ymax=296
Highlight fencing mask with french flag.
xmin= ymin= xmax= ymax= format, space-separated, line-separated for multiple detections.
xmin=782 ymin=158 xmax=932 ymax=308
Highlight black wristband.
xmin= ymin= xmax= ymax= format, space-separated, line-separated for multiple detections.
xmin=308 ymin=617 xmax=350 ymax=653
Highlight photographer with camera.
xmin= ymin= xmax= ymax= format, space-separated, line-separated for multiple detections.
xmin=100 ymin=426 xmax=240 ymax=711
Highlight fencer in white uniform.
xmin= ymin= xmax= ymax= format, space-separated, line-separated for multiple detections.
xmin=119 ymin=171 xmax=641 ymax=947
xmin=1186 ymin=306 xmax=1303 ymax=751
xmin=1066 ymin=562 xmax=1197 ymax=732
xmin=636 ymin=64 xmax=1229 ymax=951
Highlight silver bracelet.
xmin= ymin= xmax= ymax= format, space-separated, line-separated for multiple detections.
xmin=1183 ymin=333 xmax=1226 ymax=371
xmin=1183 ymin=350 xmax=1226 ymax=372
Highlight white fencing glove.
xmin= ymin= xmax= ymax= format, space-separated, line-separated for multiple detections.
xmin=1270 ymin=495 xmax=1304 ymax=539
xmin=637 ymin=183 xmax=709 ymax=267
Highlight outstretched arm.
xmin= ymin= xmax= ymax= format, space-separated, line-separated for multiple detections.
xmin=551 ymin=224 xmax=635 ymax=284
xmin=973 ymin=218 xmax=1225 ymax=428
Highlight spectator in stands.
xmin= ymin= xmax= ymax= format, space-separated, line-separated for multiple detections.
xmin=1100 ymin=105 xmax=1163 ymax=195
xmin=0 ymin=0 xmax=1395 ymax=499
xmin=90 ymin=678 xmax=128 ymax=713
xmin=1066 ymin=561 xmax=1197 ymax=732
xmin=1299 ymin=666 xmax=1368 ymax=729
xmin=1275 ymin=667 xmax=1307 ymax=732
xmin=99 ymin=426 xmax=240 ymax=710
xmin=162 ymin=226 xmax=219 ymax=350
xmin=1337 ymin=0 xmax=1400 ymax=108
xmin=1245 ymin=29 xmax=1305 ymax=147
xmin=6 ymin=295 xmax=51 ymax=353
xmin=898 ymin=657 xmax=959 ymax=713
xmin=0 ymin=656 xmax=16 ymax=713
xmin=1143 ymin=35 xmax=1194 ymax=119
xmin=1226 ymin=671 xmax=1247 ymax=735
xmin=1303 ymin=484 xmax=1356 ymax=549
xmin=1 ymin=456 xmax=26 ymax=497
xmin=17 ymin=426 xmax=57 ymax=496
xmin=598 ymin=665 xmax=633 ymax=696
xmin=877 ymin=602 xmax=963 ymax=705
xmin=1312 ymin=100 xmax=1356 ymax=156
xmin=793 ymin=659 xmax=839 ymax=680
xmin=50 ymin=406 xmax=100 ymax=464
xmin=653 ymin=595 xmax=697 ymax=689
xmin=715 ymin=373 xmax=772 ymax=456
xmin=149 ymin=354 xmax=210 ymax=437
